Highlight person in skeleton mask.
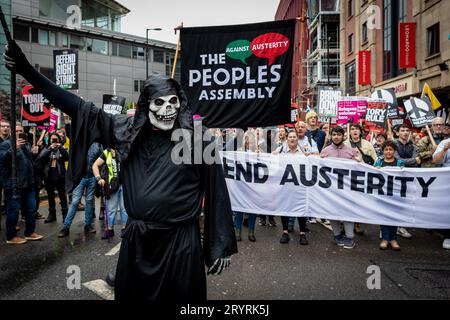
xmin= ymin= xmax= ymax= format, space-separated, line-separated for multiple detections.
xmin=4 ymin=40 xmax=237 ymax=300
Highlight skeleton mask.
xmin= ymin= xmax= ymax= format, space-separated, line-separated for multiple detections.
xmin=148 ymin=94 xmax=180 ymax=131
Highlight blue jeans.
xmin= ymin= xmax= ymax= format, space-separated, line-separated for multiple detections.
xmin=63 ymin=177 xmax=96 ymax=229
xmin=234 ymin=212 xmax=256 ymax=231
xmin=288 ymin=217 xmax=295 ymax=227
xmin=381 ymin=226 xmax=398 ymax=241
xmin=106 ymin=185 xmax=128 ymax=228
xmin=5 ymin=186 xmax=36 ymax=240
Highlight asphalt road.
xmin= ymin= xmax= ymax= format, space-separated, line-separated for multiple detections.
xmin=1 ymin=200 xmax=450 ymax=300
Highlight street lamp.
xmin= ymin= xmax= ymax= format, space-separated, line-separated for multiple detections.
xmin=146 ymin=28 xmax=162 ymax=79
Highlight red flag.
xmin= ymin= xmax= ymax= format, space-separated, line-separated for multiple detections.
xmin=399 ymin=23 xmax=416 ymax=69
xmin=358 ymin=51 xmax=371 ymax=85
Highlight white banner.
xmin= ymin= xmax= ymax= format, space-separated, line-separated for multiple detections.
xmin=221 ymin=152 xmax=450 ymax=229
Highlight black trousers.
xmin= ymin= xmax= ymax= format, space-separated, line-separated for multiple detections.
xmin=281 ymin=216 xmax=307 ymax=233
xmin=45 ymin=178 xmax=68 ymax=215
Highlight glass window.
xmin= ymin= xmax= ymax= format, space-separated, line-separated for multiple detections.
xmin=13 ymin=24 xmax=29 ymax=42
xmin=111 ymin=14 xmax=121 ymax=32
xmin=39 ymin=29 xmax=49 ymax=45
xmin=348 ymin=0 xmax=353 ymax=17
xmin=321 ymin=0 xmax=339 ymax=12
xmin=398 ymin=0 xmax=407 ymax=22
xmin=31 ymin=28 xmax=38 ymax=43
xmin=427 ymin=23 xmax=440 ymax=56
xmin=39 ymin=0 xmax=79 ymax=22
xmin=345 ymin=62 xmax=356 ymax=96
xmin=133 ymin=46 xmax=145 ymax=60
xmin=112 ymin=42 xmax=132 ymax=58
xmin=362 ymin=22 xmax=368 ymax=43
xmin=118 ymin=43 xmax=131 ymax=58
xmin=49 ymin=31 xmax=56 ymax=46
xmin=165 ymin=54 xmax=174 ymax=77
xmin=322 ymin=22 xmax=339 ymax=49
xmin=70 ymin=34 xmax=85 ymax=50
xmin=348 ymin=34 xmax=353 ymax=53
xmin=87 ymin=38 xmax=108 ymax=55
xmin=81 ymin=0 xmax=123 ymax=32
xmin=61 ymin=33 xmax=69 ymax=47
xmin=153 ymin=50 xmax=164 ymax=63
xmin=322 ymin=53 xmax=340 ymax=80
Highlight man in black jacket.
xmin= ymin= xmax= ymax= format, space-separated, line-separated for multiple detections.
xmin=0 ymin=119 xmax=10 ymax=218
xmin=0 ymin=123 xmax=44 ymax=244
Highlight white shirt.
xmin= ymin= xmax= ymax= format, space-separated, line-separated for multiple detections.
xmin=298 ymin=136 xmax=319 ymax=154
xmin=275 ymin=144 xmax=303 ymax=154
xmin=433 ymin=138 xmax=450 ymax=167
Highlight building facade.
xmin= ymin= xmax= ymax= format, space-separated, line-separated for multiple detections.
xmin=1 ymin=0 xmax=179 ymax=111
xmin=340 ymin=0 xmax=450 ymax=111
xmin=307 ymin=0 xmax=340 ymax=106
xmin=275 ymin=0 xmax=309 ymax=109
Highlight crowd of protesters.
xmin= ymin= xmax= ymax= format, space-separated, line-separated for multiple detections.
xmin=218 ymin=111 xmax=450 ymax=251
xmin=0 ymin=118 xmax=128 ymax=245
xmin=1 ymin=111 xmax=449 ymax=251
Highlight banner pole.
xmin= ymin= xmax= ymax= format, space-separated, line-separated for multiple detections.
xmin=386 ymin=118 xmax=393 ymax=140
xmin=425 ymin=124 xmax=437 ymax=148
xmin=32 ymin=127 xmax=36 ymax=146
xmin=171 ymin=22 xmax=183 ymax=79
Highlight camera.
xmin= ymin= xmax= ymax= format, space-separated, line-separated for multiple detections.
xmin=18 ymin=133 xmax=27 ymax=141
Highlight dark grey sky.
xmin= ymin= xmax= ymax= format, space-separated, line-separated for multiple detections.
xmin=121 ymin=0 xmax=280 ymax=44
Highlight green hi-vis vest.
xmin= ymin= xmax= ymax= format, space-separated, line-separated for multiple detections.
xmin=103 ymin=149 xmax=118 ymax=184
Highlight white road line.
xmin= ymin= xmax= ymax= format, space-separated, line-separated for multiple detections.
xmin=105 ymin=242 xmax=121 ymax=256
xmin=83 ymin=279 xmax=114 ymax=300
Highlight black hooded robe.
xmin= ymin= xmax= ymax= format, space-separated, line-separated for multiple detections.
xmin=18 ymin=63 xmax=238 ymax=301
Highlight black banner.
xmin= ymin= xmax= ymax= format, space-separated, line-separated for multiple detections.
xmin=371 ymin=88 xmax=399 ymax=119
xmin=53 ymin=49 xmax=79 ymax=90
xmin=102 ymin=95 xmax=126 ymax=115
xmin=21 ymin=85 xmax=51 ymax=127
xmin=404 ymin=97 xmax=435 ymax=128
xmin=181 ymin=20 xmax=295 ymax=128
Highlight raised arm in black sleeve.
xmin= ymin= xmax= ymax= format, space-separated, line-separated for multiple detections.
xmin=4 ymin=40 xmax=81 ymax=118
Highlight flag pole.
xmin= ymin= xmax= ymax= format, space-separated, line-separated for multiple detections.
xmin=171 ymin=22 xmax=183 ymax=79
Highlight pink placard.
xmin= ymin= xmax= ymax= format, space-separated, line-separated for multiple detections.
xmin=337 ymin=100 xmax=359 ymax=125
xmin=357 ymin=99 xmax=368 ymax=118
xmin=49 ymin=109 xmax=59 ymax=133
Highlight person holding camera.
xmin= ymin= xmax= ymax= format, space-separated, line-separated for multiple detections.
xmin=35 ymin=133 xmax=69 ymax=223
xmin=0 ymin=123 xmax=43 ymax=244
xmin=92 ymin=148 xmax=128 ymax=239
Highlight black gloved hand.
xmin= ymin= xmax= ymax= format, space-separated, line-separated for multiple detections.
xmin=3 ymin=40 xmax=32 ymax=75
xmin=207 ymin=257 xmax=231 ymax=276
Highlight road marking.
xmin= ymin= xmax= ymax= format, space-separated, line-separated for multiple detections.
xmin=105 ymin=242 xmax=121 ymax=256
xmin=83 ymin=279 xmax=114 ymax=300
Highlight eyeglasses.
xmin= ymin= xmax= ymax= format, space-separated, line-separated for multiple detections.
xmin=433 ymin=123 xmax=444 ymax=126
xmin=0 ymin=125 xmax=10 ymax=128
